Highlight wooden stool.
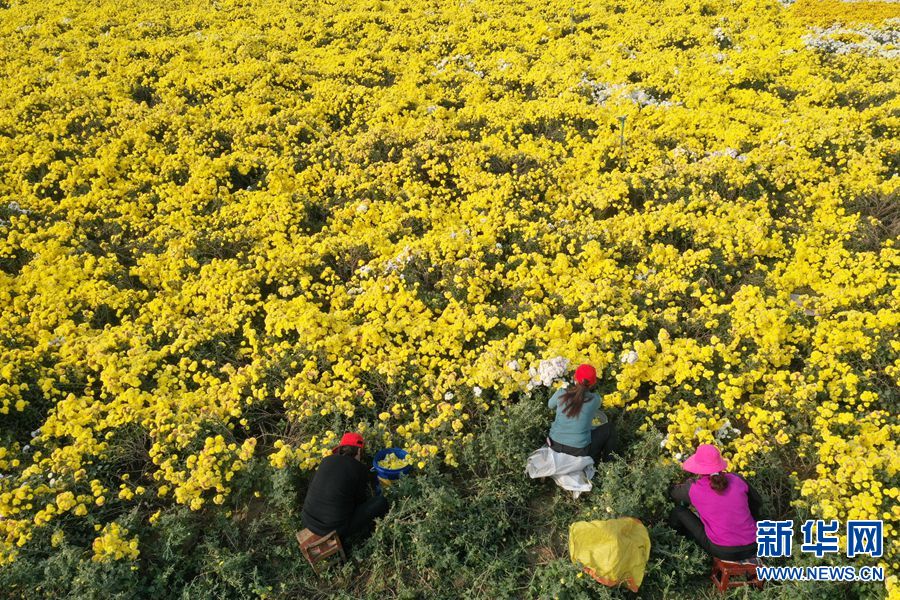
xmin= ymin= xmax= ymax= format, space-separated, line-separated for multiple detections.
xmin=296 ymin=529 xmax=345 ymax=575
xmin=712 ymin=557 xmax=764 ymax=592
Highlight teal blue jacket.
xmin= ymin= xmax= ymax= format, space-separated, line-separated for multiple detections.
xmin=548 ymin=387 xmax=600 ymax=448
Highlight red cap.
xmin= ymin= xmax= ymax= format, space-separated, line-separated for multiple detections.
xmin=332 ymin=432 xmax=365 ymax=454
xmin=574 ymin=364 xmax=597 ymax=387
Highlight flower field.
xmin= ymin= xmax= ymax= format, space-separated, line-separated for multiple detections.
xmin=0 ymin=0 xmax=898 ymax=596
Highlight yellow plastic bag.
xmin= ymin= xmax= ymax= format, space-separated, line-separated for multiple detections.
xmin=568 ymin=517 xmax=651 ymax=592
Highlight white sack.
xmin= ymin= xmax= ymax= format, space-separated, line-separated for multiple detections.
xmin=525 ymin=446 xmax=596 ymax=499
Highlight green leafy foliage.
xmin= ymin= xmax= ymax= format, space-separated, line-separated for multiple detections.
xmin=0 ymin=398 xmax=887 ymax=598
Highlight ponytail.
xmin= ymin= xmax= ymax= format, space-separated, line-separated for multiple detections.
xmin=709 ymin=472 xmax=728 ymax=493
xmin=560 ymin=381 xmax=591 ymax=418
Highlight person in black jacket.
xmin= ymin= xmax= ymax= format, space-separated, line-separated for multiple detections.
xmin=301 ymin=432 xmax=389 ymax=553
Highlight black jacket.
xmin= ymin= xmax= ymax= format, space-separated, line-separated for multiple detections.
xmin=301 ymin=453 xmax=374 ymax=535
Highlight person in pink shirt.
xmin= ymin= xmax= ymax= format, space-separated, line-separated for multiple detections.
xmin=668 ymin=444 xmax=762 ymax=561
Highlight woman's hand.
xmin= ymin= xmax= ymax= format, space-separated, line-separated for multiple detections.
xmin=669 ymin=481 xmax=693 ymax=505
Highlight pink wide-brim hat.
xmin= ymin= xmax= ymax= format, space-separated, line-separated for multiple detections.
xmin=682 ymin=444 xmax=728 ymax=475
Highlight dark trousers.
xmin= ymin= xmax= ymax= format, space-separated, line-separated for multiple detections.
xmin=668 ymin=506 xmax=757 ymax=560
xmin=549 ymin=422 xmax=618 ymax=462
xmin=335 ymin=495 xmax=389 ymax=554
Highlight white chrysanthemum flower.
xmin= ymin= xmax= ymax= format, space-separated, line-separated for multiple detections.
xmin=7 ymin=201 xmax=29 ymax=215
xmin=529 ymin=357 xmax=570 ymax=387
xmin=473 ymin=386 xmax=482 ymax=397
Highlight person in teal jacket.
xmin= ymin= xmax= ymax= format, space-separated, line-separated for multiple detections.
xmin=547 ymin=363 xmax=617 ymax=462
